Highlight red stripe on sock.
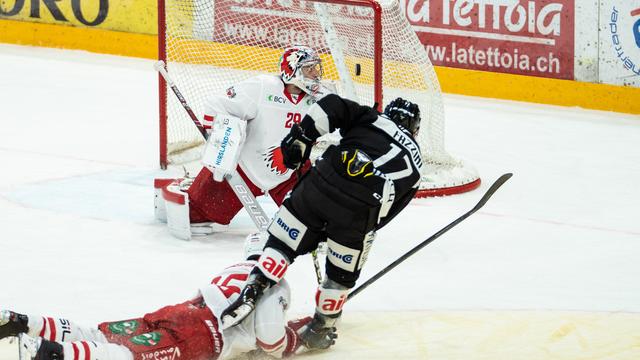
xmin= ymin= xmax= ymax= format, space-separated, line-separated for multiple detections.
xmin=256 ymin=335 xmax=285 ymax=352
xmin=47 ymin=318 xmax=56 ymax=341
xmin=81 ymin=341 xmax=90 ymax=360
xmin=39 ymin=317 xmax=47 ymax=337
xmin=72 ymin=343 xmax=80 ymax=360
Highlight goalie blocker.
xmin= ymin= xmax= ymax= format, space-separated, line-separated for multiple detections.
xmin=202 ymin=113 xmax=246 ymax=182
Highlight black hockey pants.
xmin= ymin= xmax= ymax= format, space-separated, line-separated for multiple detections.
xmin=266 ymin=146 xmax=382 ymax=288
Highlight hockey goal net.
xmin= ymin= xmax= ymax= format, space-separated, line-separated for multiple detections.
xmin=158 ymin=0 xmax=480 ymax=197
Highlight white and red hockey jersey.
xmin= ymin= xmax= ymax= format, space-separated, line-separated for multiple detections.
xmin=199 ymin=261 xmax=292 ymax=359
xmin=203 ymin=75 xmax=316 ymax=191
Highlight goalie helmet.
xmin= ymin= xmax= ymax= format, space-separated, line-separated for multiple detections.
xmin=244 ymin=232 xmax=268 ymax=261
xmin=383 ymin=97 xmax=421 ymax=135
xmin=279 ymin=45 xmax=323 ymax=96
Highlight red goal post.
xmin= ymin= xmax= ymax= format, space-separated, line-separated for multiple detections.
xmin=158 ymin=0 xmax=480 ymax=197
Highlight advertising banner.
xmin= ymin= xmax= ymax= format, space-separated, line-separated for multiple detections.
xmin=0 ymin=0 xmax=155 ymax=34
xmin=404 ymin=0 xmax=575 ymax=79
xmin=599 ymin=1 xmax=640 ymax=86
xmin=206 ymin=0 xmax=375 ymax=53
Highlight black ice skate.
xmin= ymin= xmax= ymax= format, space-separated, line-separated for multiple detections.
xmin=220 ymin=273 xmax=271 ymax=330
xmin=0 ymin=310 xmax=29 ymax=339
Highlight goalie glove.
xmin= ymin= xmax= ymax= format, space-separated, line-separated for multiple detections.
xmin=281 ymin=124 xmax=315 ymax=170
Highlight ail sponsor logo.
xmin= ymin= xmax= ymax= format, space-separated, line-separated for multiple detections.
xmin=261 ymin=256 xmax=288 ymax=279
xmin=320 ymin=294 xmax=347 ymax=313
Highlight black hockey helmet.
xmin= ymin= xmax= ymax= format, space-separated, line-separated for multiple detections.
xmin=383 ymin=97 xmax=421 ymax=135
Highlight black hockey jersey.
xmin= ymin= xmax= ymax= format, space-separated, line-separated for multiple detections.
xmin=301 ymin=94 xmax=423 ymax=229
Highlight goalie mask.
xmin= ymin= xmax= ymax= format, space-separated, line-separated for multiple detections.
xmin=279 ymin=45 xmax=324 ymax=96
xmin=383 ymin=97 xmax=421 ymax=136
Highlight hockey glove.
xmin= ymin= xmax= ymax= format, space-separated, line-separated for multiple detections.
xmin=281 ymin=124 xmax=314 ymax=170
xmin=298 ymin=315 xmax=338 ymax=351
xmin=282 ymin=316 xmax=313 ymax=357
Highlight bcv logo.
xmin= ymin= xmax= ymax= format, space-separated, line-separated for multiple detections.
xmin=276 ymin=217 xmax=299 ymax=240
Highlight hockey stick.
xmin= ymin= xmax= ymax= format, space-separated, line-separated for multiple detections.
xmin=347 ymin=173 xmax=513 ymax=300
xmin=155 ymin=60 xmax=270 ymax=231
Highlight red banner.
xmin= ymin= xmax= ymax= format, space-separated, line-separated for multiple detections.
xmin=405 ymin=0 xmax=575 ymax=79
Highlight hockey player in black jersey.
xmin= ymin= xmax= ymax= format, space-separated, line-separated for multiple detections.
xmin=221 ymin=94 xmax=422 ymax=351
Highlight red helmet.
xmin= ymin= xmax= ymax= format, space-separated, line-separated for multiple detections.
xmin=279 ymin=45 xmax=323 ymax=95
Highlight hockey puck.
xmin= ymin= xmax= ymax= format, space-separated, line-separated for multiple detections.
xmin=355 ymin=64 xmax=361 ymax=76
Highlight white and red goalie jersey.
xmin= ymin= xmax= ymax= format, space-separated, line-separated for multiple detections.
xmin=200 ymin=261 xmax=297 ymax=359
xmin=202 ymin=75 xmax=316 ymax=191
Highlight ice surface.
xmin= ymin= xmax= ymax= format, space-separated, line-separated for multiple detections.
xmin=1 ymin=44 xmax=639 ymax=359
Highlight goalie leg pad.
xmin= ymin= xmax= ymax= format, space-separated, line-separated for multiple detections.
xmin=153 ymin=178 xmax=176 ymax=223
xmin=187 ymin=167 xmax=264 ymax=225
xmin=163 ymin=182 xmax=229 ymax=240
xmin=163 ymin=182 xmax=192 ymax=241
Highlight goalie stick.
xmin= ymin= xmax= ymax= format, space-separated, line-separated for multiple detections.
xmin=348 ymin=172 xmax=513 ymax=300
xmin=155 ymin=60 xmax=269 ymax=231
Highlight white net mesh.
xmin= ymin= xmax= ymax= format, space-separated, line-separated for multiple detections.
xmin=160 ymin=0 xmax=479 ymax=195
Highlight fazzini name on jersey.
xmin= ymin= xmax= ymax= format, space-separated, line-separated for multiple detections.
xmin=393 ymin=130 xmax=423 ymax=169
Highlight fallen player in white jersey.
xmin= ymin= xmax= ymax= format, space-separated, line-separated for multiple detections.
xmin=0 ymin=234 xmax=336 ymax=360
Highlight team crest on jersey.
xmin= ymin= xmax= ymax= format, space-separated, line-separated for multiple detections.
xmin=264 ymin=146 xmax=289 ymax=175
xmin=226 ymin=86 xmax=236 ymax=98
